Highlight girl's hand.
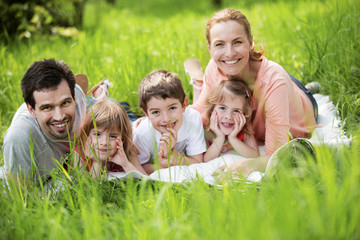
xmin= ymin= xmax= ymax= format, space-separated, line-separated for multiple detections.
xmin=229 ymin=113 xmax=246 ymax=139
xmin=210 ymin=110 xmax=224 ymax=138
xmin=109 ymin=137 xmax=130 ymax=167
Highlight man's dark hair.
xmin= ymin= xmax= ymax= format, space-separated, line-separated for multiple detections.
xmin=21 ymin=59 xmax=76 ymax=109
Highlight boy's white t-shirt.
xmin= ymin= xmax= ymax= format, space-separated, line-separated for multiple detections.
xmin=133 ymin=107 xmax=207 ymax=165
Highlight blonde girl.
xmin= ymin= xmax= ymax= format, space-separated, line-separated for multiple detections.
xmin=203 ymin=79 xmax=259 ymax=162
xmin=74 ymin=99 xmax=146 ymax=177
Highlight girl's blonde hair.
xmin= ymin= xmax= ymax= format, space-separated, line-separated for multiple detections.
xmin=79 ymin=99 xmax=139 ymax=160
xmin=204 ymin=79 xmax=253 ymax=135
xmin=206 ymin=8 xmax=264 ymax=61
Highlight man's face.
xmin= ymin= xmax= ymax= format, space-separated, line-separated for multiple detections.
xmin=27 ymin=79 xmax=76 ymax=140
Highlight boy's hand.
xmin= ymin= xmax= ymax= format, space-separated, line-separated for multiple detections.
xmin=229 ymin=113 xmax=246 ymax=139
xmin=210 ymin=110 xmax=225 ymax=138
xmin=109 ymin=137 xmax=130 ymax=168
xmin=159 ymin=128 xmax=177 ymax=151
xmin=158 ymin=141 xmax=182 ymax=168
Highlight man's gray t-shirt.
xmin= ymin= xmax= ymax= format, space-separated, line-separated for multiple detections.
xmin=2 ymin=84 xmax=86 ymax=180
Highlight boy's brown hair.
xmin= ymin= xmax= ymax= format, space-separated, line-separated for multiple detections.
xmin=139 ymin=70 xmax=186 ymax=112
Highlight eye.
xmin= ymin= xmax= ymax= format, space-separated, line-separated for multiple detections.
xmin=150 ymin=110 xmax=160 ymax=116
xmin=62 ymin=100 xmax=72 ymax=107
xmin=234 ymin=40 xmax=243 ymax=45
xmin=214 ymin=42 xmax=223 ymax=47
xmin=217 ymin=106 xmax=226 ymax=111
xmin=233 ymin=109 xmax=242 ymax=114
xmin=109 ymin=134 xmax=118 ymax=139
xmin=169 ymin=106 xmax=177 ymax=111
xmin=40 ymin=106 xmax=51 ymax=111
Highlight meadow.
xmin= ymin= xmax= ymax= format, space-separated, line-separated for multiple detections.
xmin=0 ymin=0 xmax=359 ymax=239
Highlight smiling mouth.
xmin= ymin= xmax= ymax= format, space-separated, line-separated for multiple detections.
xmin=221 ymin=122 xmax=234 ymax=128
xmin=51 ymin=121 xmax=68 ymax=131
xmin=222 ymin=59 xmax=240 ymax=65
xmin=161 ymin=121 xmax=176 ymax=130
xmin=98 ymin=149 xmax=109 ymax=153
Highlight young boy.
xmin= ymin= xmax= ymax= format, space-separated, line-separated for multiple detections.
xmin=133 ymin=70 xmax=206 ymax=174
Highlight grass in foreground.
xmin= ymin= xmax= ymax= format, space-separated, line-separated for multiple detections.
xmin=0 ymin=0 xmax=359 ymax=239
xmin=0 ymin=139 xmax=359 ymax=239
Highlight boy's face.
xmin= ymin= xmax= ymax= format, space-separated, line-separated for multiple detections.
xmin=144 ymin=97 xmax=188 ymax=134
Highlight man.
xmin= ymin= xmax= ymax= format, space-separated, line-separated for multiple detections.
xmin=2 ymin=59 xmax=87 ymax=183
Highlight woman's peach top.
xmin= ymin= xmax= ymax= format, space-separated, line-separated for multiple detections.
xmin=191 ymin=57 xmax=316 ymax=155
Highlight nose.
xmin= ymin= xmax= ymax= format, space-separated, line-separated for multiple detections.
xmin=225 ymin=44 xmax=235 ymax=57
xmin=224 ymin=110 xmax=233 ymax=120
xmin=97 ymin=135 xmax=108 ymax=146
xmin=162 ymin=112 xmax=170 ymax=122
xmin=53 ymin=107 xmax=65 ymax=121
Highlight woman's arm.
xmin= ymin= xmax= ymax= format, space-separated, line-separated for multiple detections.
xmin=216 ymin=155 xmax=270 ymax=179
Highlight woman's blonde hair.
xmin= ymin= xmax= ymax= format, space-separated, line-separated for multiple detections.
xmin=79 ymin=99 xmax=139 ymax=160
xmin=206 ymin=8 xmax=264 ymax=61
xmin=204 ymin=79 xmax=253 ymax=135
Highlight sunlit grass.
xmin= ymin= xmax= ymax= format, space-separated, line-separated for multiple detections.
xmin=0 ymin=0 xmax=359 ymax=239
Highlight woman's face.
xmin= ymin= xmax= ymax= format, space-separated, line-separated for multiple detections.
xmin=208 ymin=20 xmax=252 ymax=77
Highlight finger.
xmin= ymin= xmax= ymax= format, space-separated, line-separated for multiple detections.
xmin=213 ymin=165 xmax=226 ymax=176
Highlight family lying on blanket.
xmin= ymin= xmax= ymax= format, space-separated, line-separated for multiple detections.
xmin=2 ymin=8 xmax=320 ymax=185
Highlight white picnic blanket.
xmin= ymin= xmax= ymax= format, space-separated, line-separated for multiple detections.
xmin=109 ymin=94 xmax=352 ymax=184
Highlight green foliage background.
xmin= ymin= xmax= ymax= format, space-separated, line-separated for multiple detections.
xmin=0 ymin=0 xmax=359 ymax=239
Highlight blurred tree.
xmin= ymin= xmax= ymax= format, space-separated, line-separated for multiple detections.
xmin=0 ymin=0 xmax=86 ymax=41
xmin=212 ymin=0 xmax=222 ymax=8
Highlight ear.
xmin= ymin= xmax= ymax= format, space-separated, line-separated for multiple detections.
xmin=182 ymin=97 xmax=188 ymax=112
xmin=142 ymin=108 xmax=149 ymax=117
xmin=250 ymin=35 xmax=254 ymax=49
xmin=207 ymin=41 xmax=213 ymax=57
xmin=26 ymin=103 xmax=37 ymax=118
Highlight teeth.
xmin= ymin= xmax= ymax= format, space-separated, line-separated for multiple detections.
xmin=224 ymin=59 xmax=238 ymax=64
xmin=162 ymin=122 xmax=175 ymax=128
xmin=222 ymin=123 xmax=233 ymax=126
xmin=54 ymin=123 xmax=66 ymax=128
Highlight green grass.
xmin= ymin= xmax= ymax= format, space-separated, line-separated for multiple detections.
xmin=1 ymin=0 xmax=360 ymax=239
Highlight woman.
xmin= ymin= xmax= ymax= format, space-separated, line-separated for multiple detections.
xmin=185 ymin=8 xmax=317 ymax=178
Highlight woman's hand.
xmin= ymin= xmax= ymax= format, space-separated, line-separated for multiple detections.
xmin=214 ymin=159 xmax=254 ymax=179
xmin=214 ymin=156 xmax=268 ymax=179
